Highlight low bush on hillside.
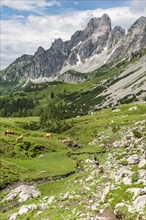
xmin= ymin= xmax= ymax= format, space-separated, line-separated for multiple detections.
xmin=40 ymin=100 xmax=73 ymax=133
xmin=131 ymin=171 xmax=138 ymax=183
xmin=115 ymin=205 xmax=138 ymax=220
xmin=132 ymin=129 xmax=142 ymax=138
xmin=15 ymin=141 xmax=44 ymax=158
xmin=0 ymin=161 xmax=19 ymax=189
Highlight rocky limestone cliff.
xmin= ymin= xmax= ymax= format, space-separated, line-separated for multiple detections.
xmin=57 ymin=71 xmax=88 ymax=84
xmin=108 ymin=16 xmax=146 ymax=62
xmin=0 ymin=14 xmax=145 ymax=85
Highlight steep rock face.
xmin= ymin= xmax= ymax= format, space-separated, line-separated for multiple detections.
xmin=57 ymin=71 xmax=88 ymax=84
xmin=44 ymin=38 xmax=70 ymax=76
xmin=126 ymin=16 xmax=146 ymax=51
xmin=23 ymin=39 xmax=70 ymax=79
xmin=27 ymin=47 xmax=46 ymax=78
xmin=65 ymin=14 xmax=112 ymax=65
xmin=0 ymin=54 xmax=32 ymax=80
xmin=0 ymin=14 xmax=145 ymax=84
xmin=94 ymin=54 xmax=146 ymax=110
xmin=107 ymin=26 xmax=125 ymax=49
xmin=108 ymin=16 xmax=146 ymax=62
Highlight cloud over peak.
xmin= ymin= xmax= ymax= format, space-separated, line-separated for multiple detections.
xmin=1 ymin=0 xmax=60 ymax=12
xmin=0 ymin=0 xmax=145 ymax=70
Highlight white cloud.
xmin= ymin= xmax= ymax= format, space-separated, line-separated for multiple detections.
xmin=1 ymin=0 xmax=60 ymax=12
xmin=1 ymin=5 xmax=145 ymax=70
xmin=130 ymin=0 xmax=145 ymax=12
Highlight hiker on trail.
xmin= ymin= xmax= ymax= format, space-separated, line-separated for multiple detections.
xmin=94 ymin=153 xmax=99 ymax=167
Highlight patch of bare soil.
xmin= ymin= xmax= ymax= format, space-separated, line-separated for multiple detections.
xmin=98 ymin=209 xmax=119 ymax=220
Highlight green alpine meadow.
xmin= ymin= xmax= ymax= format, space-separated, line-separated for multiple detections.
xmin=0 ymin=1 xmax=146 ymax=219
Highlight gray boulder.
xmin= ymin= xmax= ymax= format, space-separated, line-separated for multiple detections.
xmin=2 ymin=185 xmax=41 ymax=203
xmin=127 ymin=154 xmax=140 ymax=165
xmin=8 ymin=213 xmax=19 ymax=220
xmin=138 ymin=159 xmax=146 ymax=168
xmin=133 ymin=195 xmax=146 ymax=212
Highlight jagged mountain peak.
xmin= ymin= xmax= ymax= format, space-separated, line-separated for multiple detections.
xmin=52 ymin=38 xmax=64 ymax=47
xmin=100 ymin=13 xmax=111 ymax=28
xmin=112 ymin=25 xmax=125 ymax=32
xmin=86 ymin=13 xmax=111 ymax=32
xmin=86 ymin=17 xmax=100 ymax=29
xmin=133 ymin=16 xmax=146 ymax=25
xmin=0 ymin=14 xmax=145 ymax=85
xmin=34 ymin=46 xmax=45 ymax=57
xmin=36 ymin=46 xmax=45 ymax=53
xmin=128 ymin=16 xmax=146 ymax=34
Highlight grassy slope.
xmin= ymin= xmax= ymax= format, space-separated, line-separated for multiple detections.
xmin=0 ymin=103 xmax=145 ymax=184
xmin=0 ymin=103 xmax=146 ymax=219
xmin=1 ymin=50 xmax=146 ymax=119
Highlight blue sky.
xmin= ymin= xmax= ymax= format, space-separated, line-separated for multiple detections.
xmin=0 ymin=0 xmax=145 ymax=69
xmin=1 ymin=0 xmax=132 ymax=18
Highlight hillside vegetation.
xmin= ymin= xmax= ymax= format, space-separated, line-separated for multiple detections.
xmin=0 ymin=50 xmax=145 ymax=220
xmin=0 ymin=103 xmax=146 ymax=220
xmin=0 ymin=49 xmax=146 ymax=120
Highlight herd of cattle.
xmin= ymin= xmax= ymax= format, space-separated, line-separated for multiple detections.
xmin=4 ymin=130 xmax=80 ymax=147
xmin=4 ymin=130 xmax=53 ymax=142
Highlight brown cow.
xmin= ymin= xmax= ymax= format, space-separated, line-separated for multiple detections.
xmin=45 ymin=133 xmax=52 ymax=138
xmin=5 ymin=130 xmax=15 ymax=135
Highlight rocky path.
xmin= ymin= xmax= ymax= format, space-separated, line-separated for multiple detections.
xmin=1 ymin=119 xmax=146 ymax=220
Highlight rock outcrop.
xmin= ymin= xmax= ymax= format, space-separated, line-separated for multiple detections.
xmin=2 ymin=117 xmax=146 ymax=220
xmin=0 ymin=15 xmax=145 ymax=85
xmin=2 ymin=185 xmax=41 ymax=203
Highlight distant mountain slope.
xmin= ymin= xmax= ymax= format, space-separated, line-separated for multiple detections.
xmin=0 ymin=50 xmax=145 ymax=118
xmin=95 ymin=54 xmax=146 ymax=109
xmin=0 ymin=14 xmax=145 ymax=86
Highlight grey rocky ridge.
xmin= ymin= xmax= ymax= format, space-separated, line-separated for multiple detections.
xmin=0 ymin=14 xmax=145 ymax=85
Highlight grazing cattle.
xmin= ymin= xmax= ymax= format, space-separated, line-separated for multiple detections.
xmin=5 ymin=130 xmax=15 ymax=135
xmin=45 ymin=133 xmax=52 ymax=138
xmin=16 ymin=135 xmax=23 ymax=142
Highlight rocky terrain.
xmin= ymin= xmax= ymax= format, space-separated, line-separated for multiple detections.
xmin=94 ymin=54 xmax=146 ymax=109
xmin=0 ymin=11 xmax=146 ymax=220
xmin=0 ymin=104 xmax=146 ymax=220
xmin=0 ymin=14 xmax=145 ymax=85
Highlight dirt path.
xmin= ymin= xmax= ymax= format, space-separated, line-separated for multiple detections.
xmin=98 ymin=210 xmax=118 ymax=220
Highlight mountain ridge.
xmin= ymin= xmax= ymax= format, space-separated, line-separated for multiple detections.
xmin=0 ymin=14 xmax=145 ymax=85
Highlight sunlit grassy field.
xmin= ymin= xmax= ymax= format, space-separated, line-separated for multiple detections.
xmin=0 ymin=102 xmax=145 ymax=219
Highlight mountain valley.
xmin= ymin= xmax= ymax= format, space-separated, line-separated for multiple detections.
xmin=0 ymin=13 xmax=146 ymax=220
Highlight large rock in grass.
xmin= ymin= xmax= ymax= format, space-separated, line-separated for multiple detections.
xmin=133 ymin=195 xmax=146 ymax=212
xmin=8 ymin=213 xmax=19 ymax=220
xmin=127 ymin=154 xmax=140 ymax=165
xmin=113 ymin=167 xmax=132 ymax=184
xmin=18 ymin=204 xmax=37 ymax=215
xmin=138 ymin=159 xmax=146 ymax=169
xmin=3 ymin=185 xmax=41 ymax=203
xmin=8 ymin=204 xmax=37 ymax=220
xmin=126 ymin=188 xmax=146 ymax=199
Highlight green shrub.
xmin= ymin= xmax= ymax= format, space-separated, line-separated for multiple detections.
xmin=112 ymin=125 xmax=120 ymax=133
xmin=0 ymin=161 xmax=19 ymax=189
xmin=131 ymin=171 xmax=138 ymax=183
xmin=116 ymin=154 xmax=123 ymax=160
xmin=116 ymin=205 xmax=138 ymax=220
xmin=15 ymin=141 xmax=44 ymax=158
xmin=106 ymin=185 xmax=132 ymax=209
xmin=132 ymin=130 xmax=142 ymax=138
xmin=119 ymin=160 xmax=128 ymax=166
